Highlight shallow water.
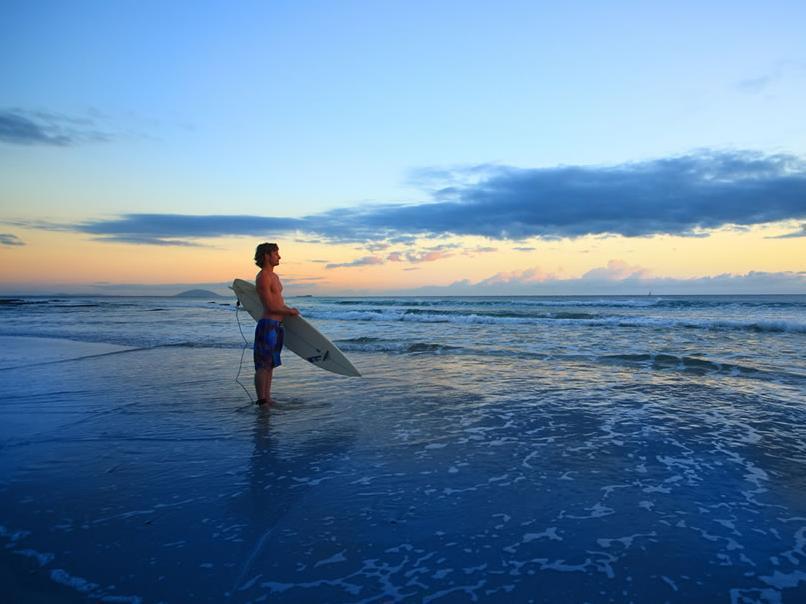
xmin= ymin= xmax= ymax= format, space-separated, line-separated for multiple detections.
xmin=0 ymin=294 xmax=805 ymax=601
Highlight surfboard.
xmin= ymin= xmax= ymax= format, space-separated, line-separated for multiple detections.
xmin=230 ymin=279 xmax=361 ymax=377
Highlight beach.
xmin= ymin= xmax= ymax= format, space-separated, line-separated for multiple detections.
xmin=6 ymin=1 xmax=806 ymax=600
xmin=1 ymin=295 xmax=805 ymax=602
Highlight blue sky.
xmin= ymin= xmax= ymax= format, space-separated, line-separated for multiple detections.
xmin=1 ymin=0 xmax=804 ymax=294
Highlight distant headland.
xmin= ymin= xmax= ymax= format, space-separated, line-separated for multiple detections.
xmin=174 ymin=289 xmax=226 ymax=298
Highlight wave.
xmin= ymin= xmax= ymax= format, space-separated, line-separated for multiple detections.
xmin=655 ymin=298 xmax=806 ymax=309
xmin=304 ymin=310 xmax=806 ymax=334
xmin=597 ymin=353 xmax=806 ymax=384
xmin=600 ymin=353 xmax=761 ymax=376
xmin=335 ymin=337 xmax=461 ymax=355
xmin=320 ymin=296 xmax=805 ymax=311
xmin=326 ymin=297 xmax=664 ymax=309
xmin=330 ymin=337 xmax=805 ymax=383
xmin=400 ymin=308 xmax=603 ymax=320
xmin=0 ymin=299 xmax=104 ymax=309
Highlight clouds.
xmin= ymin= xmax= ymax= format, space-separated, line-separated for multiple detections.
xmin=767 ymin=223 xmax=805 ymax=239
xmin=402 ymin=262 xmax=806 ymax=296
xmin=325 ymin=256 xmax=385 ymax=269
xmin=362 ymin=150 xmax=806 ymax=241
xmin=22 ymin=150 xmax=806 ymax=246
xmin=386 ymin=244 xmax=457 ymax=264
xmin=327 ymin=245 xmax=458 ymax=269
xmin=581 ymin=260 xmax=651 ymax=281
xmin=0 ymin=111 xmax=71 ymax=146
xmin=325 ymin=242 xmax=497 ymax=269
xmin=0 ymin=233 xmax=25 ymax=246
xmin=0 ymin=109 xmax=112 ymax=146
xmin=75 ymin=214 xmax=304 ymax=246
xmin=477 ymin=267 xmax=559 ymax=287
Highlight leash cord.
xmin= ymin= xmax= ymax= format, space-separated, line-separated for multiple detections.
xmin=234 ymin=300 xmax=254 ymax=403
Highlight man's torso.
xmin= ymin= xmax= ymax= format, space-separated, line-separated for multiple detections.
xmin=257 ymin=270 xmax=285 ymax=321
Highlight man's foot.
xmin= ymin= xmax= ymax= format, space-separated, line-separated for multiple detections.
xmin=255 ymin=398 xmax=268 ymax=406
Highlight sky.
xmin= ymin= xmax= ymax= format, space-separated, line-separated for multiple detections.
xmin=1 ymin=0 xmax=804 ymax=295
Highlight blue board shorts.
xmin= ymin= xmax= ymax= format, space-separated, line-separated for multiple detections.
xmin=254 ymin=319 xmax=284 ymax=370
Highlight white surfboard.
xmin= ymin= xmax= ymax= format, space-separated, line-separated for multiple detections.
xmin=230 ymin=279 xmax=361 ymax=377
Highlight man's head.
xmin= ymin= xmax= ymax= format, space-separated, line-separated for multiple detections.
xmin=254 ymin=242 xmax=280 ymax=268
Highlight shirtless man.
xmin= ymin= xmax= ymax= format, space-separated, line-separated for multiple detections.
xmin=253 ymin=242 xmax=299 ymax=405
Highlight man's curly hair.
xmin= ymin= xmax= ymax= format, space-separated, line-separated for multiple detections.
xmin=254 ymin=242 xmax=279 ymax=267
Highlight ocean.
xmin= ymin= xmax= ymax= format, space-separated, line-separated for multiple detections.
xmin=0 ymin=293 xmax=804 ymax=602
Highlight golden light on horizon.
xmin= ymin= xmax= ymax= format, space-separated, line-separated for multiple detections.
xmin=1 ymin=222 xmax=803 ymax=293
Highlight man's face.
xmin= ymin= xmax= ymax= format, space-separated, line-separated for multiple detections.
xmin=267 ymin=249 xmax=281 ymax=266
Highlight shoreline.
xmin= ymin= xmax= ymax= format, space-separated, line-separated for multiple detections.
xmin=0 ymin=336 xmax=133 ymax=371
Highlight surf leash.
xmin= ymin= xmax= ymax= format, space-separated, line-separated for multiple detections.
xmin=234 ymin=299 xmax=255 ymax=403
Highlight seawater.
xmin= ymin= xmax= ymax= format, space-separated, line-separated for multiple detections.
xmin=1 ymin=294 xmax=804 ymax=389
xmin=0 ymin=293 xmax=805 ymax=602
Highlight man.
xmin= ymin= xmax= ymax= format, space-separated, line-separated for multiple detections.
xmin=253 ymin=242 xmax=299 ymax=405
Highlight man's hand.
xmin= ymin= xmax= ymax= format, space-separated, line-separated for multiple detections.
xmin=289 ymin=307 xmax=300 ymax=317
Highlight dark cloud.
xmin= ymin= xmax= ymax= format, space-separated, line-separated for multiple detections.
xmin=348 ymin=150 xmax=806 ymax=241
xmin=0 ymin=233 xmax=25 ymax=246
xmin=767 ymin=224 xmax=805 ymax=239
xmin=465 ymin=246 xmax=498 ymax=254
xmin=76 ymin=214 xmax=304 ymax=245
xmin=88 ymin=235 xmax=206 ymax=247
xmin=26 ymin=150 xmax=806 ymax=245
xmin=387 ymin=235 xmax=419 ymax=245
xmin=0 ymin=110 xmax=71 ymax=146
xmin=0 ymin=109 xmax=112 ymax=146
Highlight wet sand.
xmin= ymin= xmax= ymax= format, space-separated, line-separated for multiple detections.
xmin=1 ymin=336 xmax=805 ymax=602
xmin=0 ymin=336 xmax=132 ymax=370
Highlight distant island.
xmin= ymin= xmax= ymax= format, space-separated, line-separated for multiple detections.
xmin=174 ymin=289 xmax=226 ymax=298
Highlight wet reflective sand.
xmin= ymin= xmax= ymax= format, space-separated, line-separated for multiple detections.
xmin=1 ymin=338 xmax=804 ymax=602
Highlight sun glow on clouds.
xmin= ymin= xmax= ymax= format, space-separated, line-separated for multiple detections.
xmin=478 ymin=266 xmax=560 ymax=286
xmin=280 ymin=223 xmax=805 ymax=294
xmin=1 ymin=219 xmax=803 ymax=295
xmin=582 ymin=260 xmax=652 ymax=281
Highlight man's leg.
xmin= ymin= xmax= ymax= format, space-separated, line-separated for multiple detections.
xmin=255 ymin=367 xmax=273 ymax=404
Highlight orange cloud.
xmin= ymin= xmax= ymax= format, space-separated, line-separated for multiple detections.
xmin=582 ymin=260 xmax=652 ymax=281
xmin=479 ymin=266 xmax=559 ymax=286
